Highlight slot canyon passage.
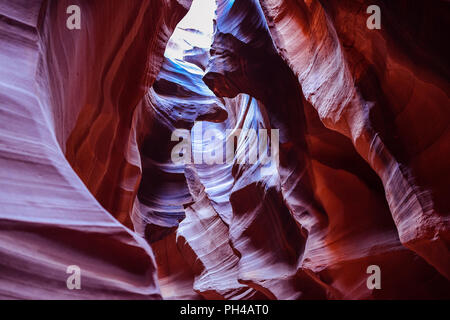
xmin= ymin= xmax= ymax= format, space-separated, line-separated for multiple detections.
xmin=0 ymin=0 xmax=449 ymax=299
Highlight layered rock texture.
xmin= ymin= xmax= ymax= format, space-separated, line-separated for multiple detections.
xmin=0 ymin=0 xmax=449 ymax=299
xmin=0 ymin=0 xmax=190 ymax=299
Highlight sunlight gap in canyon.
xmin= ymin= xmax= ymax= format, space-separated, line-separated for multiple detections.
xmin=0 ymin=0 xmax=448 ymax=300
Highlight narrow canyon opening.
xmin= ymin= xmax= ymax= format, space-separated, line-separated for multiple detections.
xmin=1 ymin=0 xmax=448 ymax=300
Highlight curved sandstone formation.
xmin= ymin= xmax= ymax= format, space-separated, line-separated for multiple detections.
xmin=258 ymin=0 xmax=450 ymax=280
xmin=0 ymin=0 xmax=448 ymax=299
xmin=202 ymin=0 xmax=450 ymax=298
xmin=0 ymin=0 xmax=191 ymax=299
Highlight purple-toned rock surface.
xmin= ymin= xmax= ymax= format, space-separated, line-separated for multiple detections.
xmin=0 ymin=0 xmax=449 ymax=299
xmin=0 ymin=0 xmax=191 ymax=299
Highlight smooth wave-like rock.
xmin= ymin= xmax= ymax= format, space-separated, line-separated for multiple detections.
xmin=259 ymin=0 xmax=450 ymax=280
xmin=0 ymin=0 xmax=191 ymax=299
xmin=1 ymin=0 xmax=448 ymax=300
xmin=202 ymin=0 xmax=449 ymax=298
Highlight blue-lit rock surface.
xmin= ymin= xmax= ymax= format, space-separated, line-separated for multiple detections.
xmin=0 ymin=0 xmax=448 ymax=299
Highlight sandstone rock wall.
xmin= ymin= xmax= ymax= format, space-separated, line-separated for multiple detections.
xmin=0 ymin=0 xmax=448 ymax=299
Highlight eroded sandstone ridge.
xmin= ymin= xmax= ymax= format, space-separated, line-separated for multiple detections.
xmin=0 ymin=0 xmax=191 ymax=299
xmin=0 ymin=0 xmax=449 ymax=299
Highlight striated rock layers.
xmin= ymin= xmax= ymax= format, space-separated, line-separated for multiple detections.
xmin=200 ymin=0 xmax=450 ymax=299
xmin=0 ymin=0 xmax=191 ymax=299
xmin=0 ymin=0 xmax=449 ymax=299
